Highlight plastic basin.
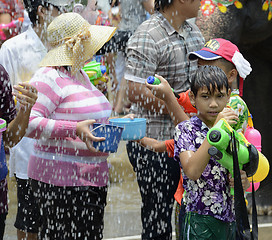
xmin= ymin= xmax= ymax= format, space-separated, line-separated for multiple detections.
xmin=0 ymin=118 xmax=7 ymax=147
xmin=92 ymin=123 xmax=123 ymax=153
xmin=109 ymin=118 xmax=146 ymax=140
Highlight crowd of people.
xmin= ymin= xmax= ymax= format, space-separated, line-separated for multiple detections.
xmin=0 ymin=0 xmax=259 ymax=240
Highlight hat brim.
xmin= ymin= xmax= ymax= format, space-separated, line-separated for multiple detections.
xmin=188 ymin=50 xmax=222 ymax=61
xmin=39 ymin=25 xmax=116 ymax=68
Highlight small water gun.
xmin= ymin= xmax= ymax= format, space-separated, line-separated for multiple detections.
xmin=82 ymin=61 xmax=107 ymax=86
xmin=147 ymin=76 xmax=183 ymax=99
xmin=207 ymin=118 xmax=269 ymax=195
xmin=0 ymin=18 xmax=24 ymax=40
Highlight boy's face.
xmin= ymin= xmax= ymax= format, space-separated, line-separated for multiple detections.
xmin=191 ymin=85 xmax=230 ymax=127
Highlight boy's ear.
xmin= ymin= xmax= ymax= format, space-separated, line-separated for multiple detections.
xmin=227 ymin=69 xmax=238 ymax=85
xmin=188 ymin=90 xmax=196 ymax=107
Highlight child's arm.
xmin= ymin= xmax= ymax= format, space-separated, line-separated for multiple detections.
xmin=136 ymin=137 xmax=167 ymax=153
xmin=179 ymin=108 xmax=239 ymax=180
xmin=145 ymin=74 xmax=189 ymax=126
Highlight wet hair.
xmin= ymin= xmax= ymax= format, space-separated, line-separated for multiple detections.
xmin=154 ymin=0 xmax=195 ymax=11
xmin=190 ymin=65 xmax=230 ymax=96
xmin=23 ymin=0 xmax=51 ymax=25
xmin=154 ymin=0 xmax=173 ymax=11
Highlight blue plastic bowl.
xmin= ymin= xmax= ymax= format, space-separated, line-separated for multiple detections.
xmin=109 ymin=118 xmax=146 ymax=140
xmin=92 ymin=123 xmax=124 ymax=153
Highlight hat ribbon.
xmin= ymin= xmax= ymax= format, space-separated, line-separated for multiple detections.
xmin=65 ymin=23 xmax=91 ymax=75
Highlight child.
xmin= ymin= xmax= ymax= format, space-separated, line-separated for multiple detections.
xmin=188 ymin=38 xmax=252 ymax=134
xmin=174 ymin=65 xmax=239 ymax=240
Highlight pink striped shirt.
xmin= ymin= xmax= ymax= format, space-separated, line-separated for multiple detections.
xmin=26 ymin=67 xmax=112 ymax=187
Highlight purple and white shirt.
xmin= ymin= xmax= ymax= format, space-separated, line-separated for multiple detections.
xmin=26 ymin=67 xmax=112 ymax=187
xmin=174 ymin=116 xmax=235 ymax=222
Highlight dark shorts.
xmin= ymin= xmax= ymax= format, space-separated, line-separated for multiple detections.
xmin=183 ymin=212 xmax=236 ymax=240
xmin=14 ymin=177 xmax=41 ymax=233
xmin=30 ymin=179 xmax=107 ymax=240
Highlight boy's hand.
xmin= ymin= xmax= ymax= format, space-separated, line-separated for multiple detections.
xmin=13 ymin=82 xmax=38 ymax=112
xmin=229 ymin=170 xmax=250 ymax=191
xmin=76 ymin=120 xmax=105 ymax=152
xmin=145 ymin=74 xmax=174 ymax=101
xmin=214 ymin=107 xmax=239 ymax=126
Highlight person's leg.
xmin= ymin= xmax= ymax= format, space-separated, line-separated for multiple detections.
xmin=126 ymin=141 xmax=180 ymax=239
xmin=0 ymin=213 xmax=7 ymax=240
xmin=14 ymin=177 xmax=40 ymax=240
xmin=72 ymin=186 xmax=107 ymax=240
xmin=0 ymin=178 xmax=8 ymax=240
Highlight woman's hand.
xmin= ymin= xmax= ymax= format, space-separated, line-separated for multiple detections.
xmin=76 ymin=120 xmax=105 ymax=152
xmin=13 ymin=82 xmax=38 ymax=112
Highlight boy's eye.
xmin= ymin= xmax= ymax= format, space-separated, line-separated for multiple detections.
xmin=201 ymin=95 xmax=209 ymax=99
xmin=217 ymin=94 xmax=225 ymax=98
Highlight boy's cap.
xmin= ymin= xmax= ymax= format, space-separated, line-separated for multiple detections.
xmin=188 ymin=38 xmax=252 ymax=80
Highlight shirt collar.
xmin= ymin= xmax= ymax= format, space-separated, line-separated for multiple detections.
xmin=156 ymin=12 xmax=193 ymax=37
xmin=191 ymin=115 xmax=210 ymax=131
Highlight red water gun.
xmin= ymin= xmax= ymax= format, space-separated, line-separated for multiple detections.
xmin=0 ymin=18 xmax=24 ymax=40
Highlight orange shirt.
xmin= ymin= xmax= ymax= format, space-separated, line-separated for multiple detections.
xmin=164 ymin=91 xmax=196 ymax=205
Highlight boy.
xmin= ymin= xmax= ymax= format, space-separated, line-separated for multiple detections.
xmin=175 ymin=65 xmax=238 ymax=239
xmin=189 ymin=38 xmax=252 ymax=133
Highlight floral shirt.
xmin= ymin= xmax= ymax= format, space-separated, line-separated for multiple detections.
xmin=227 ymin=89 xmax=248 ymax=134
xmin=174 ymin=116 xmax=235 ymax=222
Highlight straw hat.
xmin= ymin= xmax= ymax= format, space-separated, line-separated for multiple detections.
xmin=39 ymin=12 xmax=116 ymax=75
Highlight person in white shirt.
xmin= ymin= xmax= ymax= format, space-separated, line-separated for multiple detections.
xmin=0 ymin=0 xmax=71 ymax=239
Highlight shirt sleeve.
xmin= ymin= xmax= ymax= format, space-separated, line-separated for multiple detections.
xmin=174 ymin=120 xmax=196 ymax=163
xmin=26 ymin=69 xmax=77 ymax=140
xmin=165 ymin=139 xmax=174 ymax=158
xmin=125 ymin=26 xmax=158 ymax=83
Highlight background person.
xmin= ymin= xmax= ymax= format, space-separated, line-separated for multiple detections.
xmin=124 ymin=0 xmax=204 ymax=239
xmin=0 ymin=65 xmax=37 ymax=240
xmin=0 ymin=0 xmax=72 ymax=239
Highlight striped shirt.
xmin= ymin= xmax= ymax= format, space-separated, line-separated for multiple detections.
xmin=26 ymin=67 xmax=112 ymax=187
xmin=125 ymin=13 xmax=205 ymax=140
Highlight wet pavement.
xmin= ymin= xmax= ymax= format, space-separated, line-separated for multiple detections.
xmin=4 ymin=142 xmax=272 ymax=240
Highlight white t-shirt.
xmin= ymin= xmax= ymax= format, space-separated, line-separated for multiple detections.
xmin=0 ymin=25 xmax=47 ymax=179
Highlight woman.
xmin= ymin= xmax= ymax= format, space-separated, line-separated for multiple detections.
xmin=26 ymin=12 xmax=116 ymax=239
